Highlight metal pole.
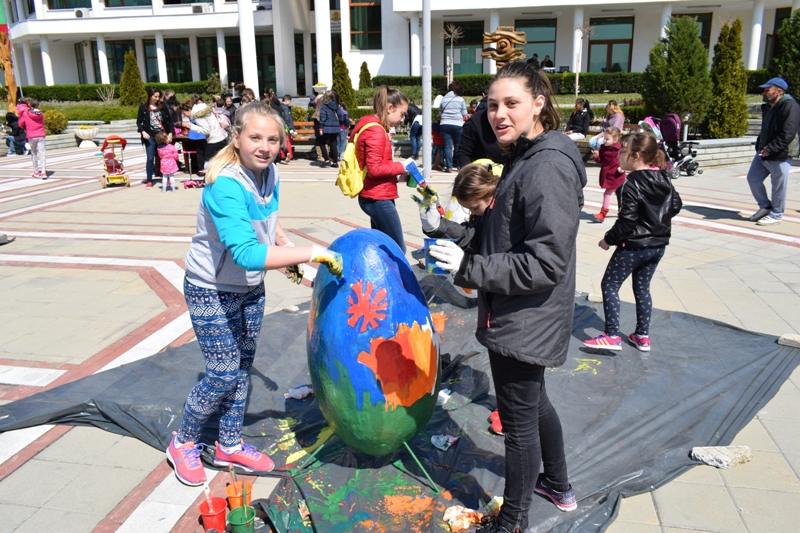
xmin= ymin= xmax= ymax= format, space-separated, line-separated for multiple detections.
xmin=422 ymin=0 xmax=431 ymax=183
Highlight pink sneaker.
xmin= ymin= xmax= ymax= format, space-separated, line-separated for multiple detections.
xmin=583 ymin=333 xmax=622 ymax=351
xmin=214 ymin=440 xmax=275 ymax=472
xmin=165 ymin=431 xmax=206 ymax=486
xmin=629 ymin=333 xmax=651 ymax=352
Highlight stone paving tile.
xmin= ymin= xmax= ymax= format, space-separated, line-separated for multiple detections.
xmin=605 ymin=521 xmax=661 ymax=533
xmin=13 ymin=508 xmax=105 ymax=533
xmin=35 ymin=427 xmax=121 ymax=464
xmin=652 ymin=481 xmax=747 ymax=532
xmin=0 ymin=503 xmax=37 ymax=533
xmin=45 ymin=464 xmax=149 ymax=516
xmin=670 ymin=465 xmax=724 ymax=486
xmin=730 ymin=419 xmax=780 ymax=452
xmin=614 ymin=492 xmax=659 ymax=525
xmin=0 ymin=459 xmax=88 ymax=507
xmin=760 ymin=419 xmax=800 ymax=454
xmin=720 ymin=450 xmax=800 ymax=492
xmin=728 ymin=487 xmax=800 ymax=533
xmin=95 ymin=435 xmax=165 ymax=471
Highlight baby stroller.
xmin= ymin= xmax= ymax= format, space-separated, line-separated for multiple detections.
xmin=99 ymin=135 xmax=129 ymax=188
xmin=657 ymin=114 xmax=702 ymax=178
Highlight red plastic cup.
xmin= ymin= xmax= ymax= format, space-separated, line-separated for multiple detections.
xmin=199 ymin=497 xmax=227 ymax=532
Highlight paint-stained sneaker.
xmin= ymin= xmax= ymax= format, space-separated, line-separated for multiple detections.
xmin=628 ymin=333 xmax=651 ymax=352
xmin=583 ymin=333 xmax=622 ymax=351
xmin=165 ymin=431 xmax=206 ymax=486
xmin=214 ymin=440 xmax=274 ymax=472
xmin=534 ymin=473 xmax=577 ymax=512
xmin=145 ymin=182 xmax=153 ymax=189
xmin=473 ymin=517 xmax=528 ymax=533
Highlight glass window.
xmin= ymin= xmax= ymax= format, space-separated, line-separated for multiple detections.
xmin=442 ymin=21 xmax=485 ymax=76
xmin=105 ymin=0 xmax=151 ymax=6
xmin=144 ymin=39 xmax=158 ymax=82
xmin=591 ymin=17 xmax=634 ymax=40
xmin=674 ymin=13 xmax=712 ymax=49
xmin=74 ymin=43 xmax=87 ymax=84
xmin=256 ymin=35 xmax=276 ymax=95
xmin=295 ymin=34 xmax=306 ymax=96
xmin=350 ymin=1 xmax=381 ymax=50
xmin=197 ymin=37 xmax=218 ymax=82
xmin=588 ymin=17 xmax=634 ymax=73
xmin=91 ymin=41 xmax=100 ymax=83
xmin=516 ymin=19 xmax=557 ymax=67
xmin=47 ymin=0 xmax=90 ymax=8
xmin=165 ymin=38 xmax=191 ymax=83
xmin=105 ymin=40 xmax=136 ymax=84
xmin=225 ymin=36 xmax=243 ymax=85
xmin=163 ymin=0 xmax=210 ymax=4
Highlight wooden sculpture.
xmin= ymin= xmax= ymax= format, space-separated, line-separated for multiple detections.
xmin=482 ymin=26 xmax=528 ymax=69
xmin=0 ymin=8 xmax=17 ymax=111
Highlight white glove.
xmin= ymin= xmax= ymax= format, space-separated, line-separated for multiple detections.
xmin=428 ymin=240 xmax=465 ymax=274
xmin=310 ymin=244 xmax=343 ymax=277
xmin=412 ymin=188 xmax=441 ymax=232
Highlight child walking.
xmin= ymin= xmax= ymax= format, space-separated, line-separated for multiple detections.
xmin=584 ymin=132 xmax=682 ymax=353
xmin=591 ymin=126 xmax=626 ymax=222
xmin=167 ymin=101 xmax=343 ymax=486
xmin=156 ymin=132 xmax=178 ymax=192
xmin=17 ymin=98 xmax=47 ymax=179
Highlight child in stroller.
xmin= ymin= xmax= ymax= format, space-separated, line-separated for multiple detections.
xmin=639 ymin=114 xmax=703 ymax=178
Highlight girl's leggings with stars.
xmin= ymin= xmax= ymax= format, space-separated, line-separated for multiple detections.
xmin=178 ymin=280 xmax=265 ymax=447
xmin=601 ymin=246 xmax=665 ymax=337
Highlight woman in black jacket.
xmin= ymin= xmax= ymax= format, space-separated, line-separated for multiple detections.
xmin=564 ymin=98 xmax=590 ymax=140
xmin=584 ymin=132 xmax=682 ymax=353
xmin=136 ymin=88 xmax=174 ymax=188
xmin=420 ymin=62 xmax=587 ymax=532
xmin=5 ymin=111 xmax=25 ymax=155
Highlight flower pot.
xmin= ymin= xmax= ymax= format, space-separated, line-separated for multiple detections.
xmin=75 ymin=127 xmax=99 ymax=148
xmin=312 ymin=84 xmax=329 ymax=94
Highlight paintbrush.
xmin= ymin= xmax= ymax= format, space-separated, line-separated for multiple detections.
xmin=228 ymin=463 xmax=240 ymax=496
xmin=203 ymin=483 xmax=213 ymax=506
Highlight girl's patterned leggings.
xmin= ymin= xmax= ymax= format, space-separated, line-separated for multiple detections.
xmin=178 ymin=279 xmax=265 ymax=447
xmin=601 ymin=246 xmax=665 ymax=337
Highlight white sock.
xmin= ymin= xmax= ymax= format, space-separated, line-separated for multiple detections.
xmin=219 ymin=443 xmax=242 ymax=453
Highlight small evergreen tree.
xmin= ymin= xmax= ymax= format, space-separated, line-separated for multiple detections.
xmin=706 ymin=19 xmax=748 ymax=138
xmin=771 ymin=10 xmax=800 ymax=95
xmin=333 ymin=55 xmax=358 ymax=110
xmin=642 ymin=16 xmax=712 ymax=125
xmin=205 ymin=72 xmax=222 ymax=95
xmin=359 ymin=61 xmax=372 ymax=89
xmin=119 ymin=50 xmax=147 ymax=106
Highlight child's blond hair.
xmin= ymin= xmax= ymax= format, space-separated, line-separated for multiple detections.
xmin=205 ymin=101 xmax=286 ymax=184
xmin=605 ymin=126 xmax=622 ymax=142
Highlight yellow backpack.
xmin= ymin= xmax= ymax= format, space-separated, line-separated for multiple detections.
xmin=335 ymin=122 xmax=383 ymax=198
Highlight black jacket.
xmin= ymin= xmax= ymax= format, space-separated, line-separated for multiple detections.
xmin=566 ymin=109 xmax=590 ymax=135
xmin=5 ymin=112 xmax=24 ymax=143
xmin=427 ymin=131 xmax=587 ymax=367
xmin=136 ymin=103 xmax=174 ymax=138
xmin=455 ymin=108 xmax=504 ymax=168
xmin=604 ymin=169 xmax=682 ymax=248
xmin=757 ymin=96 xmax=800 ymax=161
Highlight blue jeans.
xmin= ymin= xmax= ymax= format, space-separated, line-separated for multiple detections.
xmin=746 ymin=155 xmax=790 ymax=218
xmin=601 ymin=246 xmax=665 ymax=337
xmin=589 ymin=133 xmax=603 ymax=150
xmin=144 ymin=135 xmax=158 ymax=182
xmin=439 ymin=124 xmax=463 ymax=170
xmin=409 ymin=122 xmax=423 ymax=157
xmin=338 ymin=129 xmax=348 ymax=156
xmin=357 ymin=196 xmax=406 ymax=254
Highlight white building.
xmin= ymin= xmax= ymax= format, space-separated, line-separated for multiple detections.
xmin=6 ymin=0 xmax=800 ymax=97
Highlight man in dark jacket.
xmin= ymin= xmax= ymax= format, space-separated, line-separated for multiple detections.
xmin=454 ymin=107 xmax=504 ymax=168
xmin=746 ymin=77 xmax=800 ymax=226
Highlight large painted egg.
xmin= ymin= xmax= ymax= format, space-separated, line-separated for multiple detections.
xmin=307 ymin=229 xmax=440 ymax=456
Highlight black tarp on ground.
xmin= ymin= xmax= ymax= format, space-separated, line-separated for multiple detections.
xmin=1 ymin=274 xmax=799 ymax=533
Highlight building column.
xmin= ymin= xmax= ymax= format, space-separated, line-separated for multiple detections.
xmin=22 ymin=40 xmax=34 ymax=85
xmin=660 ymin=3 xmax=672 ymax=39
xmin=303 ymin=32 xmax=313 ymax=96
xmin=151 ymin=0 xmax=161 ymax=15
xmin=272 ymin=0 xmax=297 ymax=95
xmin=96 ymin=35 xmax=111 ymax=84
xmin=213 ymin=0 xmax=223 ymax=13
xmin=216 ymin=29 xmax=228 ymax=89
xmin=84 ymin=41 xmax=96 ymax=84
xmin=572 ymin=6 xmax=583 ymax=73
xmin=39 ymin=37 xmax=54 ymax=85
xmin=154 ymin=32 xmax=168 ymax=83
xmin=410 ymin=13 xmax=420 ymax=76
xmin=488 ymin=9 xmax=500 ymax=75
xmin=314 ymin=0 xmax=332 ymax=86
xmin=134 ymin=38 xmax=146 ymax=83
xmin=14 ymin=0 xmax=26 ymax=21
xmin=31 ymin=0 xmax=43 ymax=18
xmin=747 ymin=0 xmax=764 ymax=70
xmin=237 ymin=0 xmax=258 ymax=94
xmin=90 ymin=0 xmax=103 ymax=16
xmin=189 ymin=35 xmax=200 ymax=82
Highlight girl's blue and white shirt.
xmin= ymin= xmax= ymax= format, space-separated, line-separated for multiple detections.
xmin=185 ymin=163 xmax=279 ymax=292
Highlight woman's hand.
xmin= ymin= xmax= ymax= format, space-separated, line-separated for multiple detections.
xmin=429 ymin=240 xmax=465 ymax=274
xmin=141 ymin=132 xmax=150 ymax=140
xmin=564 ymin=130 xmax=573 ymax=135
xmin=598 ymin=239 xmax=610 ymax=250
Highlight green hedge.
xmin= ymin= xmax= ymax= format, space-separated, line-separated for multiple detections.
xmin=13 ymin=81 xmax=207 ymax=102
xmin=746 ymin=69 xmax=771 ymax=94
xmin=39 ymin=104 xmax=139 ymax=123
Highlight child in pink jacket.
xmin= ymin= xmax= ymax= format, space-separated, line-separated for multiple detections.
xmin=17 ymin=98 xmax=47 ymax=179
xmin=156 ymin=132 xmax=179 ymax=192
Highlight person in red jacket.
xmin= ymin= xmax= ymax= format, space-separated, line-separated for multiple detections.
xmin=352 ymin=86 xmax=410 ymax=253
xmin=17 ymin=98 xmax=47 ymax=179
xmin=590 ymin=126 xmax=626 ymax=222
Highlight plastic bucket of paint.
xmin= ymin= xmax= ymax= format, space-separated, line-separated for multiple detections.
xmin=424 ymin=238 xmax=455 ymax=275
xmin=431 ymin=311 xmax=447 ymax=332
xmin=225 ymin=481 xmax=253 ymax=509
xmin=227 ymin=504 xmax=256 ymax=533
xmin=198 ymin=497 xmax=227 ymax=532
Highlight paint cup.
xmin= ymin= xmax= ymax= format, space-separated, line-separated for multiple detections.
xmin=227 ymin=504 xmax=256 ymax=533
xmin=198 ymin=496 xmax=227 ymax=532
xmin=431 ymin=311 xmax=447 ymax=332
xmin=225 ymin=481 xmax=253 ymax=509
xmin=424 ymin=238 xmax=455 ymax=275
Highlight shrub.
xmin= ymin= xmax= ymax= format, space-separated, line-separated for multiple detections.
xmin=333 ymin=56 xmax=358 ymax=110
xmin=291 ymin=105 xmax=308 ymax=123
xmin=349 ymin=108 xmax=373 ymax=122
xmin=43 ymin=110 xmax=68 ymax=134
xmin=357 ymin=86 xmax=424 ymax=106
xmin=643 ymin=16 xmax=712 ymax=125
xmin=770 ymin=10 xmax=800 ymax=97
xmin=205 ymin=72 xmax=223 ymax=95
xmin=40 ymin=104 xmax=139 ymax=123
xmin=706 ymin=19 xmax=748 ymax=139
xmin=359 ymin=62 xmax=372 ymax=90
xmin=747 ymin=69 xmax=771 ymax=93
xmin=620 ymin=105 xmax=646 ymax=123
xmin=119 ymin=50 xmax=147 ymax=106
xmin=16 ymin=81 xmax=206 ymax=102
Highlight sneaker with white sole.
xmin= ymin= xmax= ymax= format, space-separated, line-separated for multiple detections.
xmin=165 ymin=431 xmax=206 ymax=486
xmin=214 ymin=440 xmax=274 ymax=472
xmin=583 ymin=333 xmax=622 ymax=351
xmin=756 ymin=215 xmax=781 ymax=226
xmin=628 ymin=333 xmax=651 ymax=352
xmin=748 ymin=207 xmax=771 ymax=222
xmin=534 ymin=473 xmax=577 ymax=512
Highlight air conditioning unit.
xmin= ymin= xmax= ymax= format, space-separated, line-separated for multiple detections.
xmin=74 ymin=8 xmax=90 ymax=18
xmin=191 ymin=3 xmax=213 ymax=13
